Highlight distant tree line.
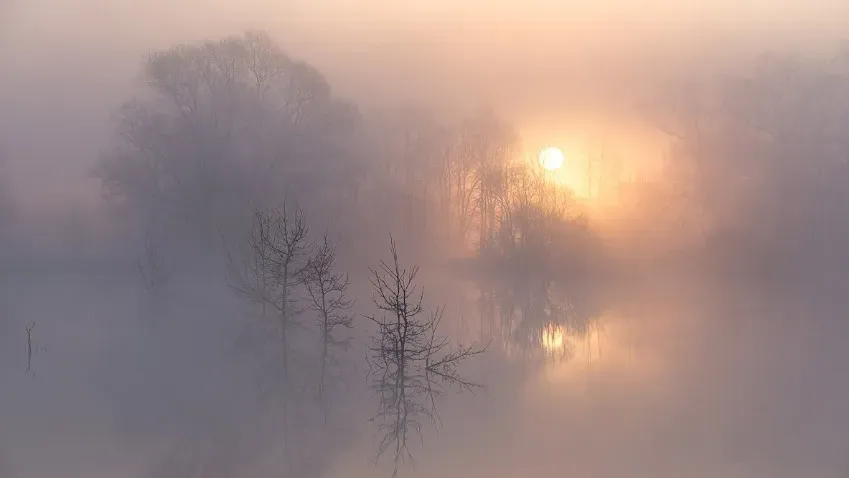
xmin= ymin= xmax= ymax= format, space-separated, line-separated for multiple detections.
xmin=631 ymin=48 xmax=849 ymax=285
xmin=95 ymin=31 xmax=595 ymax=277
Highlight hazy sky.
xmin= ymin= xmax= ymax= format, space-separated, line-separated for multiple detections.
xmin=2 ymin=0 xmax=848 ymax=209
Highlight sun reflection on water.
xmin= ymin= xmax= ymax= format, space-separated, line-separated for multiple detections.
xmin=527 ymin=314 xmax=669 ymax=392
xmin=540 ymin=322 xmax=604 ymax=364
xmin=541 ymin=323 xmax=566 ymax=354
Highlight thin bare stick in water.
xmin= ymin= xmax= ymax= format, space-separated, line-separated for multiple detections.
xmin=25 ymin=321 xmax=36 ymax=376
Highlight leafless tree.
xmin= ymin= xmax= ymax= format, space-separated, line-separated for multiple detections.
xmin=302 ymin=235 xmax=354 ymax=421
xmin=366 ymin=236 xmax=487 ymax=477
xmin=225 ymin=202 xmax=310 ymax=391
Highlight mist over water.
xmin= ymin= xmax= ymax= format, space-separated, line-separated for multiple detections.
xmin=3 ymin=2 xmax=849 ymax=478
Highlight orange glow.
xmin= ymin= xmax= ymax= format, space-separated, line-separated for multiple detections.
xmin=538 ymin=147 xmax=565 ymax=171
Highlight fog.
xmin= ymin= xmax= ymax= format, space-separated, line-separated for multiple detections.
xmin=2 ymin=1 xmax=849 ymax=477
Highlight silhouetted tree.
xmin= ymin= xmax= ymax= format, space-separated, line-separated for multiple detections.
xmin=302 ymin=235 xmax=354 ymax=421
xmin=454 ymin=110 xmax=517 ymax=249
xmin=366 ymin=236 xmax=486 ymax=477
xmin=225 ymin=202 xmax=310 ymax=401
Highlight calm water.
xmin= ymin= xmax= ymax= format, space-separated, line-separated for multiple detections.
xmin=1 ymin=269 xmax=848 ymax=478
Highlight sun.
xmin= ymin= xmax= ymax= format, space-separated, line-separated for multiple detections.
xmin=539 ymin=146 xmax=565 ymax=171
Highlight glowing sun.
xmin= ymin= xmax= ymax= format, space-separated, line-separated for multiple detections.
xmin=539 ymin=147 xmax=565 ymax=171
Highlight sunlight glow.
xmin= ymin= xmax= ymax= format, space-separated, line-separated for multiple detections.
xmin=541 ymin=323 xmax=566 ymax=355
xmin=540 ymin=322 xmax=604 ymax=364
xmin=529 ymin=315 xmax=670 ymax=392
xmin=538 ymin=147 xmax=565 ymax=171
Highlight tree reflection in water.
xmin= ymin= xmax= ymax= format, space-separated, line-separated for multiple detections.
xmin=477 ymin=275 xmax=607 ymax=366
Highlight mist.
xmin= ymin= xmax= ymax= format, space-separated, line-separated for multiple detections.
xmin=3 ymin=1 xmax=849 ymax=477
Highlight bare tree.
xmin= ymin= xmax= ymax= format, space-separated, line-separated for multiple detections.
xmin=366 ymin=236 xmax=487 ymax=477
xmin=226 ymin=202 xmax=310 ymax=382
xmin=302 ymin=235 xmax=354 ymax=421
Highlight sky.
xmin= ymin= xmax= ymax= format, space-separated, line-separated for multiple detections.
xmin=1 ymin=0 xmax=848 ymax=208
